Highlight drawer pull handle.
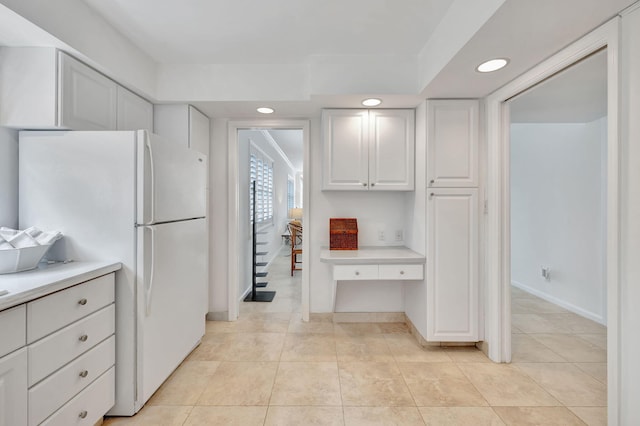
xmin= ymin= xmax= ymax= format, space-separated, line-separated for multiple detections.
xmin=400 ymin=271 xmax=405 ymax=275
xmin=355 ymin=271 xmax=360 ymax=276
xmin=79 ymin=410 xmax=88 ymax=419
xmin=78 ymin=298 xmax=88 ymax=305
xmin=79 ymin=370 xmax=89 ymax=378
xmin=79 ymin=334 xmax=88 ymax=342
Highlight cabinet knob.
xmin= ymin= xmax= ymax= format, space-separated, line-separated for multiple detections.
xmin=430 ymin=179 xmax=435 ymax=184
xmin=371 ymin=183 xmax=375 ymax=187
xmin=355 ymin=271 xmax=360 ymax=276
xmin=79 ymin=334 xmax=88 ymax=342
xmin=79 ymin=370 xmax=89 ymax=378
xmin=362 ymin=183 xmax=367 ymax=187
xmin=78 ymin=410 xmax=88 ymax=419
xmin=430 ymin=193 xmax=435 ymax=198
xmin=78 ymin=298 xmax=88 ymax=305
xmin=400 ymin=271 xmax=405 ymax=275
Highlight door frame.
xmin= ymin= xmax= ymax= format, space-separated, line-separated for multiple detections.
xmin=227 ymin=119 xmax=310 ymax=321
xmin=484 ymin=18 xmax=620 ymax=422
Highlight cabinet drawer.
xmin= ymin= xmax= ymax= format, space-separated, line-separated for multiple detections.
xmin=28 ymin=304 xmax=115 ymax=386
xmin=27 ymin=274 xmax=114 ymax=343
xmin=0 ymin=305 xmax=26 ymax=358
xmin=379 ymin=264 xmax=423 ymax=280
xmin=29 ymin=336 xmax=115 ymax=426
xmin=333 ymin=265 xmax=378 ymax=280
xmin=0 ymin=348 xmax=28 ymax=426
xmin=40 ymin=367 xmax=114 ymax=426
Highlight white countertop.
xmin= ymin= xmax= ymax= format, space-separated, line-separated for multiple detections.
xmin=0 ymin=261 xmax=121 ymax=311
xmin=320 ymin=246 xmax=426 ymax=265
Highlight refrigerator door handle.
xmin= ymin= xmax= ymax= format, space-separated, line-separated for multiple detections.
xmin=144 ymin=225 xmax=156 ymax=316
xmin=145 ymin=138 xmax=156 ymax=225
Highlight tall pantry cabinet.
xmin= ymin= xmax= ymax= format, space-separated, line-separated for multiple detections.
xmin=426 ymin=100 xmax=480 ymax=342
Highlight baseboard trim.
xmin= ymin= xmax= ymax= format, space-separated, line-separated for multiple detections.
xmin=206 ymin=311 xmax=228 ymax=321
xmin=332 ymin=312 xmax=405 ymax=323
xmin=403 ymin=314 xmax=477 ymax=348
xmin=511 ymin=280 xmax=606 ymax=325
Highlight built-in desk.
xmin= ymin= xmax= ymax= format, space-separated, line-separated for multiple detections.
xmin=320 ymin=246 xmax=426 ymax=311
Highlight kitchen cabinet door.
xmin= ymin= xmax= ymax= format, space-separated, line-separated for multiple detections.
xmin=58 ymin=52 xmax=117 ymax=131
xmin=0 ymin=348 xmax=28 ymax=426
xmin=427 ymin=188 xmax=479 ymax=341
xmin=117 ymin=86 xmax=153 ymax=131
xmin=322 ymin=109 xmax=370 ymax=190
xmin=188 ymin=106 xmax=210 ymax=156
xmin=427 ymin=100 xmax=479 ymax=188
xmin=369 ymin=109 xmax=415 ymax=190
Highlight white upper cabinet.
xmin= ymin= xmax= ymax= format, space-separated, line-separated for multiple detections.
xmin=58 ymin=52 xmax=117 ymax=131
xmin=154 ymin=105 xmax=210 ymax=156
xmin=322 ymin=109 xmax=415 ymax=191
xmin=426 ymin=188 xmax=479 ymax=342
xmin=427 ymin=100 xmax=479 ymax=187
xmin=116 ymin=86 xmax=153 ymax=131
xmin=0 ymin=47 xmax=152 ymax=131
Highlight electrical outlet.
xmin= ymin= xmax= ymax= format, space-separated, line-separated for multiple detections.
xmin=395 ymin=230 xmax=403 ymax=241
xmin=541 ymin=266 xmax=551 ymax=281
xmin=378 ymin=230 xmax=385 ymax=241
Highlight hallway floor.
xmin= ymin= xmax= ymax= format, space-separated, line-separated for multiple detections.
xmin=103 ymin=255 xmax=607 ymax=425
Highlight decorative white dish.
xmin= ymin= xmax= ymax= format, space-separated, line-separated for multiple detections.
xmin=0 ymin=244 xmax=53 ymax=274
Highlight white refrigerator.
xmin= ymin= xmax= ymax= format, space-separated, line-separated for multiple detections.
xmin=19 ymin=130 xmax=208 ymax=415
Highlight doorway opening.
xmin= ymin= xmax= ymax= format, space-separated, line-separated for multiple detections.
xmin=507 ymin=50 xmax=608 ymax=414
xmin=227 ymin=120 xmax=310 ymax=322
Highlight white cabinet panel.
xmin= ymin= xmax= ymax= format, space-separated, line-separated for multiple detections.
xmin=58 ymin=52 xmax=117 ymax=131
xmin=333 ymin=264 xmax=379 ymax=280
xmin=323 ymin=109 xmax=415 ymax=191
xmin=427 ymin=188 xmax=479 ymax=341
xmin=369 ymin=109 xmax=415 ymax=190
xmin=0 ymin=348 xmax=27 ymax=426
xmin=27 ymin=274 xmax=115 ymax=343
xmin=189 ymin=106 xmax=210 ymax=156
xmin=378 ymin=264 xmax=423 ymax=280
xmin=0 ymin=305 xmax=26 ymax=358
xmin=427 ymin=100 xmax=479 ymax=187
xmin=116 ymin=86 xmax=153 ymax=131
xmin=322 ymin=109 xmax=369 ymax=190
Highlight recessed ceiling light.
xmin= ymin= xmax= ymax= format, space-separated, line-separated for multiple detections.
xmin=362 ymin=98 xmax=382 ymax=107
xmin=476 ymin=58 xmax=509 ymax=73
xmin=257 ymin=107 xmax=274 ymax=114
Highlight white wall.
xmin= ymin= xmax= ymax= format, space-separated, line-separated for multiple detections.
xmin=0 ymin=127 xmax=18 ymax=228
xmin=620 ymin=5 xmax=640 ymax=423
xmin=237 ymin=130 xmax=297 ymax=299
xmin=404 ymin=101 xmax=428 ymax=333
xmin=510 ymin=119 xmax=606 ymax=323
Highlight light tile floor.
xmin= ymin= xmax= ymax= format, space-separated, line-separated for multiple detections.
xmin=104 ymin=257 xmax=607 ymax=425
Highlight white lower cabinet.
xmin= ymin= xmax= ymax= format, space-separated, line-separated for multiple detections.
xmin=427 ymin=188 xmax=479 ymax=342
xmin=0 ymin=272 xmax=115 ymax=425
xmin=0 ymin=348 xmax=28 ymax=426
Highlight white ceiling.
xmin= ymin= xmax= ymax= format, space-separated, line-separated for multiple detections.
xmin=81 ymin=0 xmax=454 ymax=64
xmin=510 ymin=50 xmax=607 ymax=123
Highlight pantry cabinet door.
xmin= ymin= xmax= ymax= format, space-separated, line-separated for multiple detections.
xmin=58 ymin=52 xmax=117 ymax=130
xmin=369 ymin=109 xmax=415 ymax=191
xmin=322 ymin=109 xmax=369 ymax=190
xmin=427 ymin=100 xmax=479 ymax=187
xmin=0 ymin=348 xmax=27 ymax=426
xmin=427 ymin=188 xmax=479 ymax=341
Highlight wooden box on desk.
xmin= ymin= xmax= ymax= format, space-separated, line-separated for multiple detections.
xmin=330 ymin=218 xmax=358 ymax=250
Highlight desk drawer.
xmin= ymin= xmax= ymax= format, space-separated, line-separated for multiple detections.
xmin=333 ymin=265 xmax=378 ymax=281
xmin=27 ymin=274 xmax=114 ymax=343
xmin=40 ymin=367 xmax=115 ymax=426
xmin=0 ymin=305 xmax=26 ymax=358
xmin=379 ymin=264 xmax=423 ymax=280
xmin=28 ymin=304 xmax=115 ymax=386
xmin=29 ymin=336 xmax=115 ymax=426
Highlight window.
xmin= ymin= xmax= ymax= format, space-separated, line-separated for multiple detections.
xmin=250 ymin=148 xmax=274 ymax=224
xmin=287 ymin=176 xmax=294 ymax=211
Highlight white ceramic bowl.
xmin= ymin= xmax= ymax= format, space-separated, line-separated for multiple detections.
xmin=0 ymin=245 xmax=52 ymax=274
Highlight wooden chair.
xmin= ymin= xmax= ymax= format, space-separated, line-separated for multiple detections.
xmin=288 ymin=222 xmax=302 ymax=276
